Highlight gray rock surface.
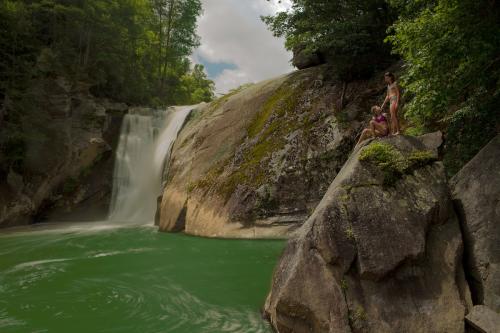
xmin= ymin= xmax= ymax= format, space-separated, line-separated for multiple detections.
xmin=264 ymin=135 xmax=471 ymax=332
xmin=465 ymin=305 xmax=500 ymax=333
xmin=0 ymin=76 xmax=127 ymax=227
xmin=158 ymin=65 xmax=398 ymax=238
xmin=418 ymin=130 xmax=443 ymax=153
xmin=451 ymin=135 xmax=500 ymax=312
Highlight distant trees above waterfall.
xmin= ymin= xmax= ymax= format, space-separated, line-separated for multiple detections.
xmin=0 ymin=0 xmax=214 ymax=106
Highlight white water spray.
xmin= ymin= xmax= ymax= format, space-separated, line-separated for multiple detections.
xmin=108 ymin=106 xmax=192 ymax=223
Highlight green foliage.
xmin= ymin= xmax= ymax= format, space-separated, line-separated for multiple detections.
xmin=263 ymin=0 xmax=396 ymax=80
xmin=359 ymin=141 xmax=436 ymax=185
xmin=179 ymin=64 xmax=215 ymax=104
xmin=443 ymin=100 xmax=500 ymax=176
xmin=0 ymin=0 xmax=212 ymax=106
xmin=387 ymin=0 xmax=500 ymax=172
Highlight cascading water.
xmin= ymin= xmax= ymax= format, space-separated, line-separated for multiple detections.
xmin=108 ymin=106 xmax=192 ymax=222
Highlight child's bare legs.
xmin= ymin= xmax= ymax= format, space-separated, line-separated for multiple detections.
xmin=357 ymin=128 xmax=374 ymax=145
xmin=390 ymin=102 xmax=400 ymax=135
xmin=371 ymin=120 xmax=388 ymax=137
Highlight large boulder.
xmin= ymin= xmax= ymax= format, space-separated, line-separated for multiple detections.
xmin=158 ymin=65 xmax=396 ymax=238
xmin=264 ymin=136 xmax=471 ymax=332
xmin=451 ymin=134 xmax=500 ymax=312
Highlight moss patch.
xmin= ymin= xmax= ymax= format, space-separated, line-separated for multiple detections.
xmin=359 ymin=141 xmax=437 ymax=186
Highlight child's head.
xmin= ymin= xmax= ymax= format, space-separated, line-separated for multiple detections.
xmin=371 ymin=105 xmax=382 ymax=115
xmin=384 ymin=72 xmax=396 ymax=84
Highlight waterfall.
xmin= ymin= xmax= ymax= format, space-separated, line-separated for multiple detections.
xmin=108 ymin=106 xmax=192 ymax=223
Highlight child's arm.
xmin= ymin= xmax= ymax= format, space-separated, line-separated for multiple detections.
xmin=381 ymin=93 xmax=389 ymax=109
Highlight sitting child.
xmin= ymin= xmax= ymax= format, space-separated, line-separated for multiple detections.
xmin=356 ymin=106 xmax=389 ymax=145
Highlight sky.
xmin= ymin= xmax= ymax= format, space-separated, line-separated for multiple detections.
xmin=192 ymin=0 xmax=294 ymax=95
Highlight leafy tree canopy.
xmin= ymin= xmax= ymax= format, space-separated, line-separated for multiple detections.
xmin=262 ymin=0 xmax=396 ymax=80
xmin=387 ymin=0 xmax=500 ymax=174
xmin=0 ymin=0 xmax=214 ymax=106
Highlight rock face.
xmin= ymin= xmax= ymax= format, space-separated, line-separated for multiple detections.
xmin=0 ymin=77 xmax=127 ymax=227
xmin=292 ymin=44 xmax=324 ymax=70
xmin=451 ymin=135 xmax=500 ymax=312
xmin=158 ymin=65 xmax=396 ymax=238
xmin=264 ymin=136 xmax=471 ymax=332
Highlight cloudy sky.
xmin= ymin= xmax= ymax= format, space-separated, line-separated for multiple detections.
xmin=192 ymin=0 xmax=294 ymax=95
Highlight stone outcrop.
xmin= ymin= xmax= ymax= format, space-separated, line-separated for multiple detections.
xmin=292 ymin=44 xmax=324 ymax=70
xmin=0 ymin=76 xmax=127 ymax=227
xmin=158 ymin=65 xmax=397 ymax=238
xmin=451 ymin=135 xmax=500 ymax=312
xmin=264 ymin=136 xmax=471 ymax=332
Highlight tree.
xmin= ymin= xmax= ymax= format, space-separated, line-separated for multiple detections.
xmin=387 ymin=0 xmax=500 ymax=174
xmin=0 ymin=0 xmax=205 ymax=106
xmin=179 ymin=64 xmax=215 ymax=104
xmin=262 ymin=0 xmax=395 ymax=80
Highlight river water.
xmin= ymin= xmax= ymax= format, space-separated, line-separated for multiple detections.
xmin=0 ymin=106 xmax=285 ymax=332
xmin=0 ymin=223 xmax=283 ymax=332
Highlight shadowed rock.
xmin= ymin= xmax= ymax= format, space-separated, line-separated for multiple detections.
xmin=264 ymin=135 xmax=471 ymax=332
xmin=451 ymin=135 xmax=500 ymax=312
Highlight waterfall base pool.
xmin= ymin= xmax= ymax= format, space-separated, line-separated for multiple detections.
xmin=0 ymin=223 xmax=285 ymax=333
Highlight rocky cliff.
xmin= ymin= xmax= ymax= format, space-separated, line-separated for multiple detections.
xmin=264 ymin=135 xmax=472 ymax=332
xmin=263 ymin=133 xmax=500 ymax=333
xmin=0 ymin=77 xmax=127 ymax=227
xmin=157 ymin=65 xmax=398 ymax=238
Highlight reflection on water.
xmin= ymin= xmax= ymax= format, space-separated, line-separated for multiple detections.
xmin=0 ymin=223 xmax=284 ymax=333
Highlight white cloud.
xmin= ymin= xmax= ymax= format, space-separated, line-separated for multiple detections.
xmin=194 ymin=0 xmax=294 ymax=94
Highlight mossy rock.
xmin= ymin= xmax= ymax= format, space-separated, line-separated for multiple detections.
xmin=359 ymin=141 xmax=437 ymax=186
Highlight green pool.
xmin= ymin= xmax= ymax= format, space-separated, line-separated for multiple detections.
xmin=0 ymin=223 xmax=284 ymax=333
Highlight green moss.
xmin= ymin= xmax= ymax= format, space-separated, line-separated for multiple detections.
xmin=345 ymin=226 xmax=355 ymax=240
xmin=359 ymin=142 xmax=408 ymax=173
xmin=404 ymin=125 xmax=425 ymax=137
xmin=349 ymin=306 xmax=367 ymax=324
xmin=341 ymin=278 xmax=349 ymax=291
xmin=188 ymin=78 xmax=313 ymax=200
xmin=359 ymin=141 xmax=437 ymax=186
xmin=247 ymin=84 xmax=299 ymax=138
xmin=407 ymin=150 xmax=436 ymax=167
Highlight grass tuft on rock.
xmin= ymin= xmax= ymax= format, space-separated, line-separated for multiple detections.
xmin=359 ymin=141 xmax=437 ymax=186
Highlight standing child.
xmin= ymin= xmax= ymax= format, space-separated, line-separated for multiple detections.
xmin=380 ymin=72 xmax=400 ymax=135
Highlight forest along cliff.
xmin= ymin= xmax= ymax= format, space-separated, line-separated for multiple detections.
xmin=0 ymin=76 xmax=128 ymax=227
xmin=156 ymin=64 xmax=399 ymax=238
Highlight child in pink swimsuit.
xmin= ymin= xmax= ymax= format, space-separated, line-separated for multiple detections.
xmin=356 ymin=106 xmax=389 ymax=145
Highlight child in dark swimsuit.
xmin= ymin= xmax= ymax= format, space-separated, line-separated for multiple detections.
xmin=356 ymin=106 xmax=389 ymax=145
